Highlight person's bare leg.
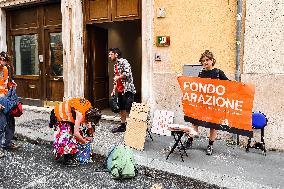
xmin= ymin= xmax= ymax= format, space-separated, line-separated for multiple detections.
xmin=191 ymin=124 xmax=198 ymax=133
xmin=120 ymin=110 xmax=127 ymax=124
xmin=185 ymin=124 xmax=199 ymax=148
xmin=209 ymin=128 xmax=217 ymax=141
xmin=112 ymin=110 xmax=127 ymax=133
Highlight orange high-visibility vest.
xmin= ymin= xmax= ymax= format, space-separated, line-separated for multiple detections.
xmin=0 ymin=66 xmax=8 ymax=95
xmin=54 ymin=98 xmax=92 ymax=124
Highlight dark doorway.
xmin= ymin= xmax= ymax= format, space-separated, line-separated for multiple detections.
xmin=87 ymin=26 xmax=109 ymax=109
xmin=87 ymin=20 xmax=142 ymax=110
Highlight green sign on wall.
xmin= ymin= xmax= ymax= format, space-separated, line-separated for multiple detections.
xmin=157 ymin=36 xmax=170 ymax=47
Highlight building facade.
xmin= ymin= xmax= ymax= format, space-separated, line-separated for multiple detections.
xmin=0 ymin=0 xmax=283 ymax=150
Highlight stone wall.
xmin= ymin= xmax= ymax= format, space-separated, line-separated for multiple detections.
xmin=243 ymin=0 xmax=284 ymax=150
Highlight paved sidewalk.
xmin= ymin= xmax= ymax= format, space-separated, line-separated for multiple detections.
xmin=13 ymin=105 xmax=284 ymax=189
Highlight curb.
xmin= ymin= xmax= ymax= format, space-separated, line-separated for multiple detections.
xmin=14 ymin=129 xmax=273 ymax=189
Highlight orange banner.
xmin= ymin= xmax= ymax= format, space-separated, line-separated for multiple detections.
xmin=177 ymin=76 xmax=255 ymax=137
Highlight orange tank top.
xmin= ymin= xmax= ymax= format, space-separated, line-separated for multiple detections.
xmin=54 ymin=98 xmax=92 ymax=124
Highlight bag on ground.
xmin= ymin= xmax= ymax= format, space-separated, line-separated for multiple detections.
xmin=76 ymin=142 xmax=91 ymax=164
xmin=106 ymin=145 xmax=137 ymax=179
xmin=110 ymin=95 xmax=120 ymax=113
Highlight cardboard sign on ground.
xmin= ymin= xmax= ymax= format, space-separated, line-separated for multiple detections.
xmin=124 ymin=102 xmax=150 ymax=151
xmin=124 ymin=119 xmax=148 ymax=151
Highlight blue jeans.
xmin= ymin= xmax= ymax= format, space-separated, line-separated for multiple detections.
xmin=0 ymin=112 xmax=7 ymax=148
xmin=3 ymin=115 xmax=15 ymax=147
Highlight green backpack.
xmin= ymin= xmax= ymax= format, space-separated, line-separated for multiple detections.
xmin=106 ymin=145 xmax=137 ymax=179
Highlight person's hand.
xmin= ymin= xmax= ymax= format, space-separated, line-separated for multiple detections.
xmin=0 ymin=104 xmax=5 ymax=110
xmin=85 ymin=137 xmax=93 ymax=142
xmin=82 ymin=137 xmax=92 ymax=144
xmin=114 ymin=75 xmax=120 ymax=82
xmin=111 ymin=89 xmax=115 ymax=96
xmin=11 ymin=80 xmax=17 ymax=87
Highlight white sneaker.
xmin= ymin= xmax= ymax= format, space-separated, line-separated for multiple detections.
xmin=206 ymin=145 xmax=213 ymax=155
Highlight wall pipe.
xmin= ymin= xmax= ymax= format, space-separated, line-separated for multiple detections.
xmin=236 ymin=0 xmax=242 ymax=82
xmin=234 ymin=0 xmax=243 ymax=145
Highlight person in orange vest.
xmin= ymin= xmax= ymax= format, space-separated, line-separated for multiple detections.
xmin=0 ymin=51 xmax=17 ymax=158
xmin=52 ymin=98 xmax=101 ymax=166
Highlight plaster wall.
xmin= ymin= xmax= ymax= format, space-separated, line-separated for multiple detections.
xmin=243 ymin=0 xmax=284 ymax=150
xmin=153 ymin=0 xmax=237 ymax=75
xmin=151 ymin=1 xmax=238 ymax=131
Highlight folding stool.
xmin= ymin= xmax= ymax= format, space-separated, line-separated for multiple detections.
xmin=245 ymin=112 xmax=268 ymax=156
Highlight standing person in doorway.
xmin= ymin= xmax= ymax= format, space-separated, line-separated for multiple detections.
xmin=108 ymin=48 xmax=136 ymax=133
xmin=0 ymin=51 xmax=18 ymax=158
xmin=185 ymin=50 xmax=229 ymax=155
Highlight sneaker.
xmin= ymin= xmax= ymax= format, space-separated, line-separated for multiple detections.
xmin=64 ymin=156 xmax=79 ymax=167
xmin=206 ymin=145 xmax=213 ymax=155
xmin=3 ymin=143 xmax=20 ymax=150
xmin=0 ymin=150 xmax=5 ymax=158
xmin=111 ymin=124 xmax=126 ymax=133
xmin=65 ymin=159 xmax=79 ymax=167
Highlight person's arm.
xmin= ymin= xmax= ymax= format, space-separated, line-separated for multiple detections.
xmin=111 ymin=84 xmax=117 ymax=96
xmin=73 ymin=110 xmax=88 ymax=144
xmin=86 ymin=122 xmax=94 ymax=137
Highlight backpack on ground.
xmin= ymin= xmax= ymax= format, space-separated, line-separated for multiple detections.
xmin=106 ymin=145 xmax=138 ymax=179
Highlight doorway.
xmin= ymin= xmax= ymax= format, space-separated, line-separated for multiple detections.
xmin=87 ymin=20 xmax=142 ymax=110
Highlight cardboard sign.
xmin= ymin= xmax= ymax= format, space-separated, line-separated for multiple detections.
xmin=124 ymin=102 xmax=150 ymax=151
xmin=177 ymin=76 xmax=255 ymax=137
xmin=151 ymin=110 xmax=174 ymax=136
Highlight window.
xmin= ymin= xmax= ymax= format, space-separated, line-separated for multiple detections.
xmin=49 ymin=32 xmax=63 ymax=76
xmin=14 ymin=35 xmax=39 ymax=75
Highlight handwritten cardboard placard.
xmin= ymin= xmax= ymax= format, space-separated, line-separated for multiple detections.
xmin=151 ymin=110 xmax=174 ymax=136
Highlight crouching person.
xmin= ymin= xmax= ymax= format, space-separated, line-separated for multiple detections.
xmin=52 ymin=98 xmax=101 ymax=166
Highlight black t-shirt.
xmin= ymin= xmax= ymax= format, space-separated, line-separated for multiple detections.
xmin=198 ymin=68 xmax=229 ymax=80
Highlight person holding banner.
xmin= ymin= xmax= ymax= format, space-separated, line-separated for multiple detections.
xmin=185 ymin=50 xmax=229 ymax=155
